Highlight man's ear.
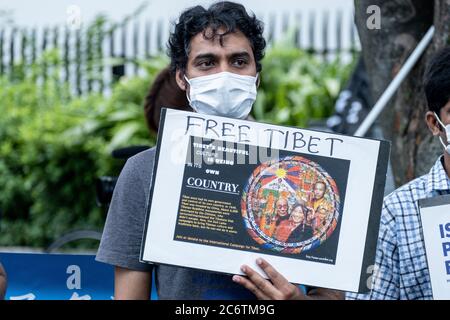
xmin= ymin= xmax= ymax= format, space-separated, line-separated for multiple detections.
xmin=425 ymin=111 xmax=442 ymax=136
xmin=256 ymin=73 xmax=261 ymax=88
xmin=176 ymin=69 xmax=187 ymax=91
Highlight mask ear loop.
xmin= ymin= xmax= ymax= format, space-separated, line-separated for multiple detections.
xmin=434 ymin=112 xmax=448 ymax=149
xmin=184 ymin=75 xmax=192 ymax=104
xmin=434 ymin=112 xmax=446 ymax=129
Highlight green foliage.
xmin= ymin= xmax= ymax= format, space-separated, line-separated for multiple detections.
xmin=253 ymin=38 xmax=356 ymax=127
xmin=0 ymin=29 xmax=354 ymax=249
xmin=0 ymin=50 xmax=166 ymax=248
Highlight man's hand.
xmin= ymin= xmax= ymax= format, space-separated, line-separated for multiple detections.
xmin=232 ymin=258 xmax=344 ymax=300
xmin=232 ymin=258 xmax=307 ymax=300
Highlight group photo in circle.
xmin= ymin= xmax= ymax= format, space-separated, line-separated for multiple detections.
xmin=242 ymin=155 xmax=341 ymax=254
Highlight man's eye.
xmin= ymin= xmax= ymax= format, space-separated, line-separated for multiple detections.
xmin=233 ymin=59 xmax=248 ymax=67
xmin=199 ymin=61 xmax=214 ymax=68
xmin=236 ymin=59 xmax=247 ymax=66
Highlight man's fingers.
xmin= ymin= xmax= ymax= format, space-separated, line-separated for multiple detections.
xmin=240 ymin=265 xmax=280 ymax=297
xmin=232 ymin=275 xmax=270 ymax=300
xmin=256 ymin=258 xmax=289 ymax=289
xmin=234 ymin=261 xmax=306 ymax=300
xmin=256 ymin=258 xmax=305 ymax=299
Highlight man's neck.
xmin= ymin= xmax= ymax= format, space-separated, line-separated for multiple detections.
xmin=444 ymin=153 xmax=450 ymax=179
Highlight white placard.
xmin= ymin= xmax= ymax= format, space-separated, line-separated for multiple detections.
xmin=419 ymin=195 xmax=450 ymax=300
xmin=141 ymin=108 xmax=390 ymax=293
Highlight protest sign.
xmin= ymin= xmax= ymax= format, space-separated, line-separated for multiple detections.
xmin=141 ymin=109 xmax=390 ymax=293
xmin=419 ymin=195 xmax=450 ymax=300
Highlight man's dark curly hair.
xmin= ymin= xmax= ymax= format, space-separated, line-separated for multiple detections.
xmin=168 ymin=1 xmax=266 ymax=74
xmin=424 ymin=46 xmax=450 ymax=114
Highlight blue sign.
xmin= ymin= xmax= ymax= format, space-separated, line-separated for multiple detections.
xmin=0 ymin=252 xmax=114 ymax=300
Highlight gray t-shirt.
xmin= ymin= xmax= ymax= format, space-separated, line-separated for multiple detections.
xmin=96 ymin=148 xmax=255 ymax=300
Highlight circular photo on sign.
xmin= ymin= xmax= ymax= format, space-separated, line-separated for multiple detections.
xmin=241 ymin=156 xmax=340 ymax=254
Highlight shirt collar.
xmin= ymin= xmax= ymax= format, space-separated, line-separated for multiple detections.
xmin=426 ymin=156 xmax=450 ymax=194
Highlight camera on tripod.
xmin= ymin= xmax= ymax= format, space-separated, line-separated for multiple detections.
xmin=95 ymin=146 xmax=150 ymax=207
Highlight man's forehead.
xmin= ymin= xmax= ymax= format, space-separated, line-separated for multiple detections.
xmin=188 ymin=29 xmax=253 ymax=57
xmin=443 ymin=100 xmax=450 ymax=112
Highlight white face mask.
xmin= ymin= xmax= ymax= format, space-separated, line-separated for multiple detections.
xmin=184 ymin=71 xmax=258 ymax=119
xmin=434 ymin=112 xmax=450 ymax=154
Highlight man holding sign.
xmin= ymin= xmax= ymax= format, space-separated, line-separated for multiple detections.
xmin=347 ymin=47 xmax=450 ymax=300
xmin=96 ymin=1 xmax=342 ymax=300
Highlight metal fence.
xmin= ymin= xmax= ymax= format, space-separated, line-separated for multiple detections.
xmin=0 ymin=10 xmax=360 ymax=96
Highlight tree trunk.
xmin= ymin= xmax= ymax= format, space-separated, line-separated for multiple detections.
xmin=355 ymin=0 xmax=449 ymax=187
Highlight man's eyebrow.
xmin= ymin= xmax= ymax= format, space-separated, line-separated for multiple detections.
xmin=192 ymin=53 xmax=218 ymax=62
xmin=192 ymin=52 xmax=251 ymax=61
xmin=228 ymin=52 xmax=251 ymax=59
